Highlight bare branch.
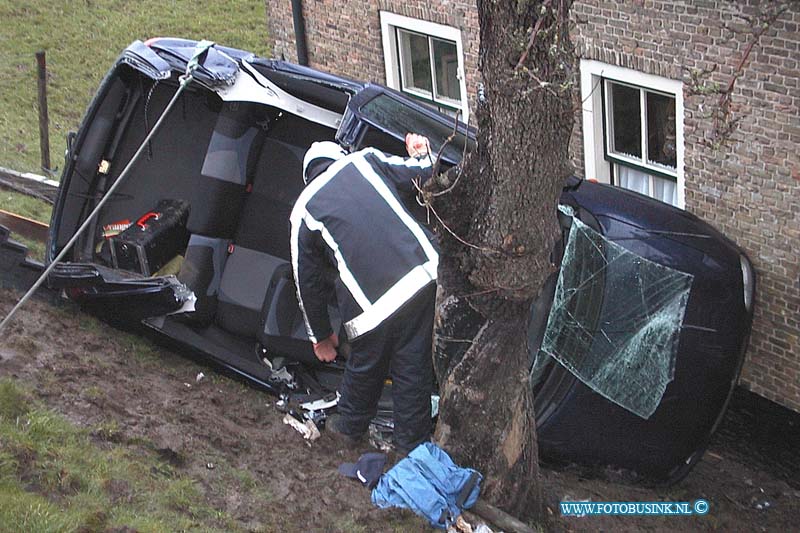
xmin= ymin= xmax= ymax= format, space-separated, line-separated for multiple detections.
xmin=430 ymin=109 xmax=462 ymax=178
xmin=695 ymin=1 xmax=790 ymax=149
xmin=429 ymin=113 xmax=471 ymax=199
xmin=411 ymin=176 xmax=496 ymax=254
xmin=515 ymin=0 xmax=552 ymax=70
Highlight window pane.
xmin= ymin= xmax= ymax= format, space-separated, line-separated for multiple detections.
xmin=646 ymin=92 xmax=677 ymax=169
xmin=432 ymin=38 xmax=460 ymax=103
xmin=359 ymin=94 xmax=473 ymax=164
xmin=615 ymin=164 xmax=678 ymax=207
xmin=398 ymin=29 xmax=432 ymax=96
xmin=609 ymin=82 xmax=641 ymax=159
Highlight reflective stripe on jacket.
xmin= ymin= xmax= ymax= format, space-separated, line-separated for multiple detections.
xmin=290 ymin=148 xmax=437 ymax=342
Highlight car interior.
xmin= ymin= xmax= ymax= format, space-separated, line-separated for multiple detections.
xmin=55 ymin=64 xmax=410 ymax=401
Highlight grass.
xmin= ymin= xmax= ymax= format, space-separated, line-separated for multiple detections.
xmin=3 ymin=232 xmax=45 ymax=263
xmin=0 ymin=188 xmax=51 ymax=261
xmin=0 ymin=1 xmax=269 ymax=260
xmin=0 ymin=378 xmax=267 ymax=532
xmin=0 ymin=189 xmax=51 ymax=222
xmin=0 ymin=0 xmax=270 ymax=176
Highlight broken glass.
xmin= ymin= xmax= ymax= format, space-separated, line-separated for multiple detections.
xmin=535 ymin=208 xmax=693 ymax=419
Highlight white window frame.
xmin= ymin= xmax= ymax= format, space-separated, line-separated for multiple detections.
xmin=380 ymin=11 xmax=469 ymax=121
xmin=580 ymin=59 xmax=685 ymax=209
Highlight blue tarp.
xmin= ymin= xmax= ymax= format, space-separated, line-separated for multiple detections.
xmin=371 ymin=443 xmax=482 ymax=529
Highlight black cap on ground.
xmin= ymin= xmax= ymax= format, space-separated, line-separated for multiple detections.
xmin=338 ymin=452 xmax=387 ymax=489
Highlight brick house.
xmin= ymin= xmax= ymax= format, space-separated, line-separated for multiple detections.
xmin=267 ymin=1 xmax=800 ymax=413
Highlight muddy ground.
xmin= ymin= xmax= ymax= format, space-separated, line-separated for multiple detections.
xmin=1 ymin=288 xmax=798 ymax=532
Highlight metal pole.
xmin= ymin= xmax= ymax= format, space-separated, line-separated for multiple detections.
xmin=36 ymin=51 xmax=51 ymax=172
xmin=0 ymin=73 xmax=195 ymax=334
xmin=291 ymin=0 xmax=309 ymax=66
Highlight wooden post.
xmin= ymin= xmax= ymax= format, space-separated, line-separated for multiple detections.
xmin=35 ymin=51 xmax=51 ymax=172
xmin=470 ymin=500 xmax=539 ymax=533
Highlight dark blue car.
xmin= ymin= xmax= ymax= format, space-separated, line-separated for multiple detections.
xmin=46 ymin=38 xmax=754 ymax=483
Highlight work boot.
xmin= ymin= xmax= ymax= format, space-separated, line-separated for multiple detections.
xmin=325 ymin=414 xmax=365 ymax=445
xmin=393 ymin=439 xmax=428 ymax=458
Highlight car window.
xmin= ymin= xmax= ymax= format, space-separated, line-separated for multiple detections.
xmin=358 ymin=93 xmax=474 ymax=164
xmin=534 ymin=206 xmax=694 ymax=419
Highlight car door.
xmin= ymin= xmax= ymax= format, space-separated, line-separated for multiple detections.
xmin=45 ymin=40 xmax=243 ymax=320
xmin=336 ymin=84 xmax=474 ymax=166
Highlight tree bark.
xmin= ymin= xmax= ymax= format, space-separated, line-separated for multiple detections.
xmin=430 ymin=0 xmax=574 ymax=520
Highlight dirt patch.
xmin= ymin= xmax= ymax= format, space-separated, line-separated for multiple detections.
xmin=0 ymin=290 xmax=422 ymax=531
xmin=1 ymin=289 xmax=798 ymax=531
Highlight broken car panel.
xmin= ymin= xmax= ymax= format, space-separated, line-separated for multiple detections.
xmin=46 ymin=39 xmax=755 ymax=484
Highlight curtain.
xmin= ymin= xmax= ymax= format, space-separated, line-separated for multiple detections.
xmin=616 ymin=164 xmax=649 ymax=195
xmin=653 ymin=177 xmax=678 ymax=206
xmin=615 ymin=164 xmax=678 ymax=207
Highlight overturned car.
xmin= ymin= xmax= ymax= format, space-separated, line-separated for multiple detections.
xmin=45 ymin=39 xmax=754 ymax=484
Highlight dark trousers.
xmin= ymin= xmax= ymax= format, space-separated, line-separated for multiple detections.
xmin=337 ymin=283 xmax=436 ymax=452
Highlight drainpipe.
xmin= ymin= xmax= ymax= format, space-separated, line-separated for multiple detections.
xmin=291 ymin=0 xmax=309 ymax=66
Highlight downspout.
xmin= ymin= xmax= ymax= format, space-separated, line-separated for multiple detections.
xmin=291 ymin=0 xmax=309 ymax=66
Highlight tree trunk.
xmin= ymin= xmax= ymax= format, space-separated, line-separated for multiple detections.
xmin=429 ymin=0 xmax=574 ymax=520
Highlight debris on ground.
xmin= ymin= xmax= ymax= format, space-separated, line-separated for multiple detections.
xmin=283 ymin=413 xmax=321 ymax=441
xmin=1 ymin=289 xmax=798 ymax=531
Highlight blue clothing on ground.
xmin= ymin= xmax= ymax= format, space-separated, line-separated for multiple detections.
xmin=371 ymin=442 xmax=482 ymax=529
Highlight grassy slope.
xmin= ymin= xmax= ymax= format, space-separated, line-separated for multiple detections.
xmin=0 ymin=0 xmax=269 ymax=175
xmin=0 ymin=189 xmax=51 ymax=222
xmin=0 ymin=379 xmax=269 ymax=532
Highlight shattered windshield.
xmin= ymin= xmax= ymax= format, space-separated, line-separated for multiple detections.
xmin=534 ymin=208 xmax=693 ymax=419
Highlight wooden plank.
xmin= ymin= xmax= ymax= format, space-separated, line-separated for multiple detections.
xmin=0 ymin=166 xmax=59 ymax=204
xmin=0 ymin=209 xmax=49 ymax=243
xmin=0 ymin=166 xmax=59 ymax=188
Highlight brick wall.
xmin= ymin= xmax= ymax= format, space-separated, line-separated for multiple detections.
xmin=267 ymin=1 xmax=800 ymax=412
xmin=269 ymin=0 xmax=383 ymax=83
xmin=268 ymin=0 xmax=481 ymax=113
xmin=570 ymin=0 xmax=800 ymax=413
